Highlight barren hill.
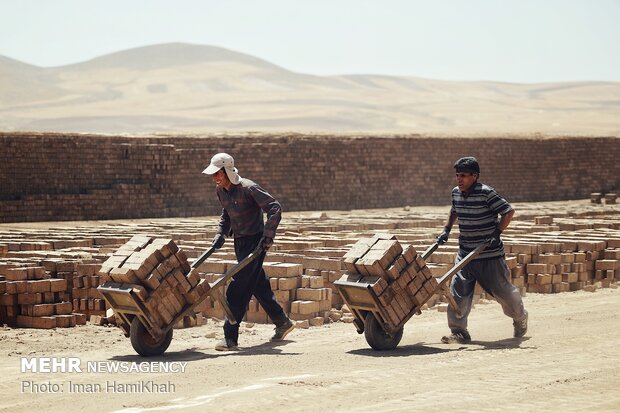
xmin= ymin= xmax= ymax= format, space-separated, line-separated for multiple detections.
xmin=1 ymin=42 xmax=619 ymax=135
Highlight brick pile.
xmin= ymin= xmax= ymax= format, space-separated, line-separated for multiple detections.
xmin=0 ymin=263 xmax=84 ymax=328
xmin=339 ymin=234 xmax=438 ymax=329
xmin=97 ymin=235 xmax=211 ymax=331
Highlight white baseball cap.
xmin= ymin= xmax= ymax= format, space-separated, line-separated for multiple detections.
xmin=202 ymin=153 xmax=241 ymax=184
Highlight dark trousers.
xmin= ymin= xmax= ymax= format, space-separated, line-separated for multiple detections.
xmin=223 ymin=233 xmax=287 ymax=344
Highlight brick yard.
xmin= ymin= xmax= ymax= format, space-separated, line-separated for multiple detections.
xmin=1 ymin=200 xmax=619 ymax=412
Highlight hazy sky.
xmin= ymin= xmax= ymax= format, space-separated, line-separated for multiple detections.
xmin=1 ymin=0 xmax=619 ymax=83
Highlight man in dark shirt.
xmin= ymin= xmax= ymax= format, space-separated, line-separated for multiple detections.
xmin=436 ymin=156 xmax=528 ymax=344
xmin=202 ymin=153 xmax=294 ymax=351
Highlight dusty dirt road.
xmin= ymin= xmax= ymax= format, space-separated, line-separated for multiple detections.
xmin=1 ymin=286 xmax=619 ymax=413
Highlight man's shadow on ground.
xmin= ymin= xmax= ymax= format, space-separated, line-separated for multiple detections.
xmin=110 ymin=340 xmax=299 ymax=362
xmin=348 ymin=337 xmax=534 ymax=357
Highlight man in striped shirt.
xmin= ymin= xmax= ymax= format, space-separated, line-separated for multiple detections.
xmin=437 ymin=156 xmax=528 ymax=344
xmin=203 ymin=153 xmax=294 ymax=351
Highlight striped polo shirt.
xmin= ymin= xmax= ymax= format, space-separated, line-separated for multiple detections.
xmin=451 ymin=181 xmax=513 ymax=260
xmin=216 ymin=178 xmax=282 ymax=240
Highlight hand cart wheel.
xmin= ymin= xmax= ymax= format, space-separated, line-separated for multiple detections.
xmin=130 ymin=317 xmax=173 ymax=357
xmin=364 ymin=312 xmax=403 ymax=351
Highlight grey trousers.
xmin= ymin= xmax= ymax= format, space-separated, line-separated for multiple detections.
xmin=447 ymin=255 xmax=527 ymax=334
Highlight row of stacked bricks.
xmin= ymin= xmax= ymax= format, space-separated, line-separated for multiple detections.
xmin=340 ymin=234 xmax=437 ymax=329
xmin=0 ymin=261 xmax=82 ymax=328
xmin=97 ymin=235 xmax=211 ymax=331
xmin=504 ymin=216 xmax=620 ymax=293
xmin=39 ymin=259 xmax=107 ymax=321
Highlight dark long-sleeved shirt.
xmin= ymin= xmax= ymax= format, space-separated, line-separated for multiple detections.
xmin=215 ymin=178 xmax=281 ymax=239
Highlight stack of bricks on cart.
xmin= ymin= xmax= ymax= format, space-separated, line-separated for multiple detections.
xmin=97 ymin=235 xmax=210 ymax=331
xmin=0 ymin=262 xmax=83 ymax=328
xmin=339 ymin=234 xmax=438 ymax=329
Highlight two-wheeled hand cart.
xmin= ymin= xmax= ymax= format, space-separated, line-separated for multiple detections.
xmin=334 ymin=239 xmax=492 ymax=350
xmin=98 ymin=245 xmax=262 ymax=357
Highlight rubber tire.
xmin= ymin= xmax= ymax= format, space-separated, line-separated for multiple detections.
xmin=364 ymin=312 xmax=403 ymax=351
xmin=130 ymin=317 xmax=173 ymax=357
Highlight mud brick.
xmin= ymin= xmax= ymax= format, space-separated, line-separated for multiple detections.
xmin=386 ymin=255 xmax=406 ymax=280
xmin=293 ymin=300 xmax=321 ymax=314
xmin=51 ymin=302 xmax=70 ymax=315
xmin=426 ymin=276 xmax=438 ymax=290
xmin=142 ymin=272 xmax=159 ymax=290
xmin=552 ymin=282 xmax=570 ymax=293
xmin=342 ymin=238 xmax=377 ymax=272
xmin=173 ymin=270 xmax=192 ymax=293
xmin=16 ymin=315 xmax=34 ymax=328
xmin=88 ymin=299 xmax=95 ymax=310
xmin=389 ymin=295 xmax=407 ymax=322
xmin=109 ymin=267 xmax=141 ymax=284
xmin=512 ymin=275 xmax=525 ymax=287
xmin=402 ymin=244 xmax=418 ymax=263
xmin=303 ymin=275 xmax=322 ymax=288
xmin=561 ymin=272 xmax=578 ymax=283
xmin=88 ymin=288 xmax=102 ymax=299
xmin=55 ymin=314 xmax=76 ymax=328
xmin=0 ymin=282 xmax=4 ymax=295
xmin=406 ymin=281 xmax=420 ymax=297
xmin=278 ymin=277 xmax=300 ymax=290
xmin=526 ymin=263 xmax=549 ymax=274
xmin=28 ymin=303 xmax=56 ymax=317
xmin=551 ymin=273 xmax=562 ymax=284
xmin=25 ymin=280 xmax=50 ymax=294
xmin=31 ymin=316 xmax=58 ymax=329
xmin=157 ymin=303 xmax=174 ymax=326
xmin=274 ymin=289 xmax=291 ymax=303
xmin=151 ymin=238 xmax=178 ymax=257
xmin=378 ymin=286 xmax=395 ymax=307
xmin=2 ymin=267 xmax=28 ymax=281
xmin=535 ymin=274 xmax=553 ymax=285
xmin=187 ymin=270 xmax=201 ymax=288
xmin=296 ymin=288 xmax=326 ymax=301
xmin=56 ymin=261 xmax=77 ymax=273
xmin=60 ymin=276 xmax=75 ymax=291
xmin=536 ymin=254 xmax=562 ymax=265
xmin=5 ymin=281 xmax=21 ymax=294
xmin=17 ymin=293 xmax=42 ymax=305
xmin=382 ymin=304 xmax=400 ymax=326
xmin=73 ymin=275 xmax=84 ymax=288
xmin=76 ymin=263 xmax=96 ymax=276
xmin=184 ymin=288 xmax=202 ymax=304
xmin=367 ymin=276 xmax=388 ymax=296
xmin=73 ymin=313 xmax=88 ymax=325
xmin=595 ymin=260 xmax=619 ymax=270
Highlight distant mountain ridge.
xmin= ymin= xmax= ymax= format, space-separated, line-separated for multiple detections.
xmin=1 ymin=42 xmax=618 ymax=135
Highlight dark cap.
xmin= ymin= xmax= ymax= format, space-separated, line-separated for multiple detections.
xmin=454 ymin=156 xmax=480 ymax=174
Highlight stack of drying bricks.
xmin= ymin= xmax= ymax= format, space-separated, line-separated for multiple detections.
xmin=196 ymin=259 xmax=333 ymax=325
xmin=507 ymin=239 xmax=620 ymax=293
xmin=97 ymin=235 xmax=211 ymax=331
xmin=0 ymin=264 xmax=83 ymax=328
xmin=340 ymin=234 xmax=438 ymax=329
xmin=39 ymin=259 xmax=108 ymax=321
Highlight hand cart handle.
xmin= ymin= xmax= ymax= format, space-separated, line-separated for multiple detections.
xmin=191 ymin=245 xmax=218 ymax=269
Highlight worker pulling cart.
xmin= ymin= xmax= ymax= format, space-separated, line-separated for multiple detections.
xmin=334 ymin=236 xmax=493 ymax=350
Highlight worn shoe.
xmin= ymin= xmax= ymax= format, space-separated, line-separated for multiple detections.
xmin=441 ymin=330 xmax=472 ymax=344
xmin=513 ymin=311 xmax=528 ymax=338
xmin=271 ymin=319 xmax=295 ymax=342
xmin=214 ymin=338 xmax=239 ymax=351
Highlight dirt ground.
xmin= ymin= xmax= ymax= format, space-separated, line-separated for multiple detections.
xmin=1 ymin=285 xmax=619 ymax=413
